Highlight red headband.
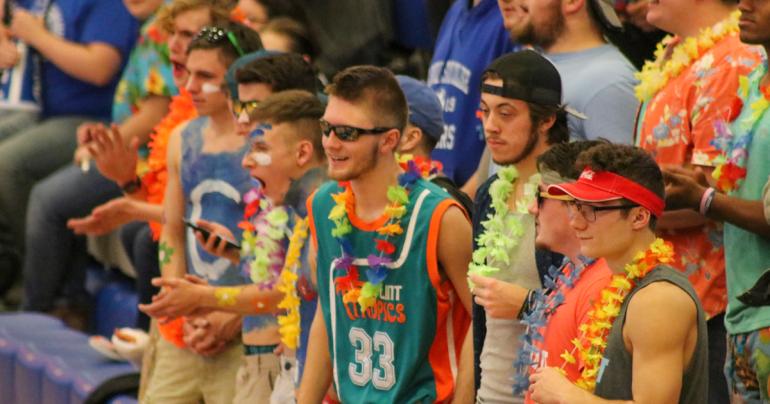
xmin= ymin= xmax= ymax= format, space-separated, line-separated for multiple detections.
xmin=547 ymin=168 xmax=665 ymax=217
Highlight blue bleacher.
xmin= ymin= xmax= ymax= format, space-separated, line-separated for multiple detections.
xmin=0 ymin=264 xmax=141 ymax=404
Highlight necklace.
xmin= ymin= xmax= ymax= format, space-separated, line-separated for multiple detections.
xmin=569 ymin=238 xmax=675 ymax=391
xmin=635 ymin=11 xmax=740 ymax=102
xmin=276 ymin=217 xmax=309 ymax=349
xmin=468 ymin=165 xmax=539 ymax=286
xmin=239 ymin=189 xmax=290 ymax=287
xmin=513 ymin=258 xmax=591 ymax=394
xmin=712 ymin=61 xmax=770 ymax=192
xmin=330 ymin=165 xmax=421 ymax=311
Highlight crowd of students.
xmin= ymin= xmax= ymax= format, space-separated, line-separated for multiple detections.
xmin=1 ymin=0 xmax=770 ymax=402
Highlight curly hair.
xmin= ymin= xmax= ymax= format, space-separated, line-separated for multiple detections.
xmin=537 ymin=139 xmax=608 ymax=180
xmin=156 ymin=0 xmax=234 ymax=35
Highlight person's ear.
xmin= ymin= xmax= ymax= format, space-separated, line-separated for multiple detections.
xmin=629 ymin=206 xmax=652 ymax=230
xmin=380 ymin=128 xmax=402 ymax=154
xmin=563 ymin=0 xmax=586 ymax=15
xmin=295 ymin=140 xmax=314 ymax=167
xmin=398 ymin=126 xmax=423 ymax=153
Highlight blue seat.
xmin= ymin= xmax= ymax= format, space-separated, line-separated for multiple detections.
xmin=93 ymin=277 xmax=138 ymax=338
xmin=69 ymin=364 xmax=136 ymax=404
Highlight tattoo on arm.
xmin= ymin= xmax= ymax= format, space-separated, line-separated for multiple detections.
xmin=158 ymin=241 xmax=174 ymax=268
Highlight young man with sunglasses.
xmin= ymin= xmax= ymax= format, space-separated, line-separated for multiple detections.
xmin=138 ymin=24 xmax=264 ymax=404
xmin=514 ymin=140 xmax=613 ymax=401
xmin=529 ymin=143 xmax=708 ymax=403
xmin=469 ymin=49 xmax=568 ymax=403
xmin=298 ymin=66 xmax=474 ymax=403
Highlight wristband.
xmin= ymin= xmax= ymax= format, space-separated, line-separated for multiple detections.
xmin=120 ymin=176 xmax=142 ymax=195
xmin=699 ymin=187 xmax=716 ymax=215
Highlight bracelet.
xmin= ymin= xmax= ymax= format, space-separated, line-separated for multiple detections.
xmin=699 ymin=187 xmax=716 ymax=215
xmin=120 ymin=176 xmax=143 ymax=195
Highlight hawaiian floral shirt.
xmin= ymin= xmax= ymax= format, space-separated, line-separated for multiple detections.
xmin=112 ymin=16 xmax=176 ymax=123
xmin=635 ymin=33 xmax=763 ymax=318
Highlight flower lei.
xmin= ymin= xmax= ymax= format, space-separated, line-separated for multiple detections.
xmin=513 ymin=258 xmax=591 ymax=394
xmin=143 ymin=89 xmax=197 ymax=239
xmin=711 ymin=62 xmax=770 ymax=192
xmin=331 ymin=167 xmax=421 ymax=311
xmin=397 ymin=153 xmax=443 ymax=180
xmin=634 ymin=11 xmax=740 ymax=102
xmin=568 ymin=238 xmax=674 ymax=391
xmin=276 ymin=217 xmax=308 ymax=349
xmin=239 ymin=189 xmax=290 ymax=288
xmin=468 ymin=165 xmax=539 ymax=286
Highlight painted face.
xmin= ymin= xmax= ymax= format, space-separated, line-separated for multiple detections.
xmin=232 ymin=82 xmax=274 ymax=136
xmin=123 ymin=0 xmax=164 ymax=20
xmin=167 ymin=7 xmax=212 ymax=88
xmin=739 ymin=0 xmax=770 ymax=45
xmin=242 ymin=122 xmax=295 ymax=203
xmin=645 ymin=0 xmax=692 ymax=34
xmin=321 ymin=96 xmax=387 ymax=181
xmin=479 ymin=79 xmax=539 ymax=165
xmin=185 ymin=49 xmax=229 ymax=116
xmin=515 ymin=0 xmax=564 ymax=48
xmin=528 ymin=184 xmax=576 ymax=254
xmin=568 ymin=200 xmax=638 ymax=260
xmin=237 ymin=0 xmax=269 ymax=32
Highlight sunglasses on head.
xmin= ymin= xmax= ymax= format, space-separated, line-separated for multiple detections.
xmin=319 ymin=119 xmax=394 ymax=142
xmin=194 ymin=26 xmax=245 ymax=56
xmin=232 ymin=100 xmax=260 ymax=118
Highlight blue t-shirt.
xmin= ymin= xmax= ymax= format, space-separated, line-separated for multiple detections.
xmin=0 ymin=41 xmax=39 ymax=111
xmin=19 ymin=0 xmax=138 ymax=119
xmin=547 ymin=45 xmax=638 ymax=144
xmin=427 ymin=0 xmax=516 ymax=185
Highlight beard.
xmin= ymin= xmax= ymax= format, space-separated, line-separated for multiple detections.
xmin=491 ymin=126 xmax=541 ymax=167
xmin=511 ymin=4 xmax=565 ymax=50
xmin=327 ymin=141 xmax=380 ymax=182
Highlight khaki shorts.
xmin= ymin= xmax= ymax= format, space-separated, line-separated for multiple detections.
xmin=140 ymin=323 xmax=242 ymax=404
xmin=233 ymin=351 xmax=281 ymax=404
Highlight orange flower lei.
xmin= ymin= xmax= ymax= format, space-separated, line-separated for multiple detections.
xmin=565 ymin=238 xmax=675 ymax=391
xmin=142 ymin=89 xmax=197 ymax=239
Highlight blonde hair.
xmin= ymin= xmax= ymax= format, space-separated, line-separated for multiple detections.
xmin=156 ymin=0 xmax=235 ymax=34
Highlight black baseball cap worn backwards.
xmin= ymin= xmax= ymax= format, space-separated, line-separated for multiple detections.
xmin=481 ymin=49 xmax=562 ymax=107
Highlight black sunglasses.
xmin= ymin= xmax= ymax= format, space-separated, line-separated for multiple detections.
xmin=194 ymin=26 xmax=245 ymax=56
xmin=319 ymin=119 xmax=394 ymax=142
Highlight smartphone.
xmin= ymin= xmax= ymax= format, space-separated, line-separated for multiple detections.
xmin=183 ymin=219 xmax=241 ymax=250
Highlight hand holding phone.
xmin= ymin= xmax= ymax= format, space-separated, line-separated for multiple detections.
xmin=183 ymin=219 xmax=241 ymax=250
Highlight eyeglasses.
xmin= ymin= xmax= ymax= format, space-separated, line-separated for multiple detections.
xmin=232 ymin=100 xmax=260 ymax=119
xmin=319 ymin=119 xmax=394 ymax=142
xmin=536 ymin=191 xmax=572 ymax=207
xmin=194 ymin=26 xmax=245 ymax=56
xmin=567 ymin=201 xmax=638 ymax=223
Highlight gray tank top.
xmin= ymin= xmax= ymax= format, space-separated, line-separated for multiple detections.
xmin=593 ymin=265 xmax=708 ymax=403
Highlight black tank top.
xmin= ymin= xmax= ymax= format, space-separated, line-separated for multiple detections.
xmin=593 ymin=265 xmax=708 ymax=403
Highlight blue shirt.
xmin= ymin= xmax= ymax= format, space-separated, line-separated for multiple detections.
xmin=19 ymin=0 xmax=138 ymax=119
xmin=0 ymin=41 xmax=39 ymax=111
xmin=427 ymin=0 xmax=517 ymax=185
xmin=547 ymin=45 xmax=638 ymax=144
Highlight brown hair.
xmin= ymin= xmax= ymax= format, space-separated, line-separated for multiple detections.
xmin=576 ymin=144 xmax=664 ymax=229
xmin=251 ymin=90 xmax=325 ymax=160
xmin=325 ymin=65 xmax=408 ymax=131
xmin=261 ymin=17 xmax=319 ymax=60
xmin=235 ymin=53 xmax=317 ymax=93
